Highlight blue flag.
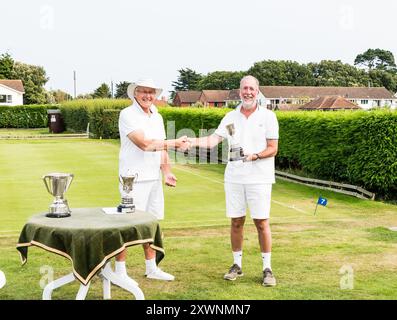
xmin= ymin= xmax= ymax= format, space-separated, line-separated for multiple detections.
xmin=317 ymin=196 xmax=328 ymax=206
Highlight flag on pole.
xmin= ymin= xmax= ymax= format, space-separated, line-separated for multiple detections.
xmin=314 ymin=196 xmax=327 ymax=215
xmin=317 ymin=196 xmax=328 ymax=206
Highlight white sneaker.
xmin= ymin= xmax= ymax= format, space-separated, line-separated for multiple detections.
xmin=145 ymin=268 xmax=175 ymax=281
xmin=116 ymin=273 xmax=139 ymax=287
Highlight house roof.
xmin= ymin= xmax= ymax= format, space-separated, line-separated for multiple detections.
xmin=174 ymin=91 xmax=201 ymax=103
xmin=300 ymin=96 xmax=361 ymax=110
xmin=0 ymin=80 xmax=25 ymax=93
xmin=201 ymin=90 xmax=230 ymax=102
xmin=259 ymin=86 xmax=395 ymax=99
xmin=227 ymin=89 xmax=240 ymax=100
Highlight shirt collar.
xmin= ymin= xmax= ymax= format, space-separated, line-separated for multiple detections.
xmin=236 ymin=103 xmax=259 ymax=115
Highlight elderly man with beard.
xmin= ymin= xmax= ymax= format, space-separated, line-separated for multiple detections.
xmin=187 ymin=75 xmax=279 ymax=287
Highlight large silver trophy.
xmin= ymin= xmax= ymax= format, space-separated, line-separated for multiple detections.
xmin=117 ymin=173 xmax=138 ymax=213
xmin=43 ymin=173 xmax=74 ymax=218
xmin=226 ymin=123 xmax=245 ymax=161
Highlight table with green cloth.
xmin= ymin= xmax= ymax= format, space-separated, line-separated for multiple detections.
xmin=16 ymin=207 xmax=165 ymax=300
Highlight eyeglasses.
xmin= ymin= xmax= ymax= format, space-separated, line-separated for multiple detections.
xmin=135 ymin=89 xmax=156 ymax=95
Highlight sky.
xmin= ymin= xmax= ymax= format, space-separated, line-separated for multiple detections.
xmin=2 ymin=0 xmax=397 ymax=99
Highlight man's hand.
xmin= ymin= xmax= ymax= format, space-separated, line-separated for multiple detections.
xmin=176 ymin=136 xmax=191 ymax=152
xmin=243 ymin=153 xmax=258 ymax=162
xmin=164 ymin=172 xmax=177 ymax=187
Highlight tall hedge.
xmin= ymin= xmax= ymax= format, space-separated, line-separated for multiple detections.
xmin=0 ymin=104 xmax=58 ymax=128
xmin=59 ymin=99 xmax=130 ymax=134
xmin=276 ymin=110 xmax=397 ymax=199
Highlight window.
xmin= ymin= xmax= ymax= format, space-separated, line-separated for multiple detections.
xmin=360 ymin=100 xmax=368 ymax=104
xmin=0 ymin=95 xmax=13 ymax=103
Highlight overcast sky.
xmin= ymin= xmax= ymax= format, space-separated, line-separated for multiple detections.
xmin=2 ymin=0 xmax=397 ymax=98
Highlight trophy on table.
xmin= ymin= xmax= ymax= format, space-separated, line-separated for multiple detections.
xmin=117 ymin=172 xmax=138 ymax=213
xmin=225 ymin=123 xmax=246 ymax=162
xmin=43 ymin=173 xmax=74 ymax=218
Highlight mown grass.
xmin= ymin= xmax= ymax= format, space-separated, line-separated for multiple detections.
xmin=0 ymin=138 xmax=396 ymax=300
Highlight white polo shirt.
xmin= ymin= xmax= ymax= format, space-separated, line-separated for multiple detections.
xmin=119 ymin=99 xmax=166 ymax=181
xmin=215 ymin=104 xmax=279 ymax=184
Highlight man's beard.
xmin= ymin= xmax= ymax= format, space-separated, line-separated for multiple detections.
xmin=242 ymin=98 xmax=257 ymax=110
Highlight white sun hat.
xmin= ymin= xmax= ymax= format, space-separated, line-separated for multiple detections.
xmin=127 ymin=78 xmax=163 ymax=99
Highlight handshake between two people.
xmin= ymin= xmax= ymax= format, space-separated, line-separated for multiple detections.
xmin=172 ymin=135 xmax=260 ymax=162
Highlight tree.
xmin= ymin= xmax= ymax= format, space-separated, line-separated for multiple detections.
xmin=171 ymin=68 xmax=203 ymax=91
xmin=0 ymin=53 xmax=14 ymax=79
xmin=48 ymin=89 xmax=73 ymax=103
xmin=354 ymin=48 xmax=396 ymax=71
xmin=198 ymin=71 xmax=246 ymax=90
xmin=308 ymin=60 xmax=368 ymax=87
xmin=92 ymin=83 xmax=111 ymax=98
xmin=368 ymin=69 xmax=397 ymax=92
xmin=11 ymin=62 xmax=49 ymax=104
xmin=115 ymin=81 xmax=131 ymax=99
xmin=248 ymin=60 xmax=314 ymax=86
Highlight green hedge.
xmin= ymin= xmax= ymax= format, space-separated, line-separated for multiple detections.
xmin=59 ymin=99 xmax=130 ymax=134
xmin=276 ymin=110 xmax=397 ymax=199
xmin=0 ymin=104 xmax=59 ymax=128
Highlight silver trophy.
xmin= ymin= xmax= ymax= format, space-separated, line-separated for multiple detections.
xmin=117 ymin=173 xmax=138 ymax=213
xmin=43 ymin=173 xmax=74 ymax=218
xmin=226 ymin=123 xmax=245 ymax=161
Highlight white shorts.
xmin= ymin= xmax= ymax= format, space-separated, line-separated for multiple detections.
xmin=224 ymin=183 xmax=272 ymax=220
xmin=120 ymin=179 xmax=164 ymax=220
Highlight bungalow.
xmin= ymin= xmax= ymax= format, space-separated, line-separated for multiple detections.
xmin=0 ymin=80 xmax=25 ymax=106
xmin=259 ymin=86 xmax=396 ymax=110
xmin=199 ymin=90 xmax=230 ymax=107
xmin=173 ymin=91 xmax=201 ymax=106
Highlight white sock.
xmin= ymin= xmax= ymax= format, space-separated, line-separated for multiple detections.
xmin=233 ymin=251 xmax=243 ymax=268
xmin=115 ymin=261 xmax=127 ymax=275
xmin=145 ymin=258 xmax=157 ymax=274
xmin=262 ymin=252 xmax=271 ymax=271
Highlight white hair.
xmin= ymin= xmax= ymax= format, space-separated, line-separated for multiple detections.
xmin=240 ymin=75 xmax=259 ymax=89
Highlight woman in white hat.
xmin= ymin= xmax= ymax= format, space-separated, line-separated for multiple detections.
xmin=115 ymin=79 xmax=188 ymax=283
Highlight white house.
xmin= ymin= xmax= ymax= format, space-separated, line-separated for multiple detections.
xmin=259 ymin=86 xmax=397 ymax=110
xmin=0 ymin=80 xmax=25 ymax=106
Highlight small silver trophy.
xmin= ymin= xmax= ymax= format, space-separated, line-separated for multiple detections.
xmin=43 ymin=173 xmax=74 ymax=218
xmin=117 ymin=173 xmax=138 ymax=213
xmin=225 ymin=123 xmax=245 ymax=161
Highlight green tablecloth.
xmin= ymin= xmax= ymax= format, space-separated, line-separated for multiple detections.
xmin=16 ymin=208 xmax=164 ymax=285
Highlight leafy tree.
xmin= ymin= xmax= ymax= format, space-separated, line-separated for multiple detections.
xmin=11 ymin=62 xmax=49 ymax=104
xmin=368 ymin=69 xmax=397 ymax=92
xmin=171 ymin=68 xmax=203 ymax=93
xmin=248 ymin=60 xmax=314 ymax=86
xmin=308 ymin=60 xmax=368 ymax=87
xmin=354 ymin=48 xmax=396 ymax=71
xmin=115 ymin=81 xmax=131 ymax=99
xmin=93 ymin=83 xmax=111 ymax=98
xmin=0 ymin=53 xmax=14 ymax=79
xmin=48 ymin=89 xmax=73 ymax=103
xmin=198 ymin=71 xmax=246 ymax=90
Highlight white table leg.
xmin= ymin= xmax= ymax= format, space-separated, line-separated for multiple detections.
xmin=100 ymin=262 xmax=144 ymax=300
xmin=103 ymin=276 xmax=111 ymax=299
xmin=42 ymin=273 xmax=76 ymax=300
xmin=76 ymin=282 xmax=91 ymax=300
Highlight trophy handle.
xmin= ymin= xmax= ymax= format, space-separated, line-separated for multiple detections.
xmin=134 ymin=173 xmax=138 ymax=184
xmin=119 ymin=175 xmax=123 ymax=186
xmin=65 ymin=174 xmax=74 ymax=193
xmin=42 ymin=175 xmax=52 ymax=195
